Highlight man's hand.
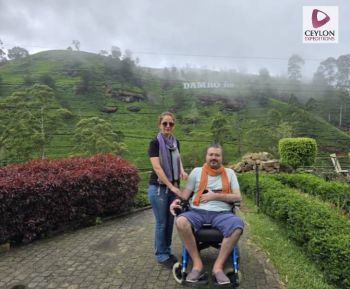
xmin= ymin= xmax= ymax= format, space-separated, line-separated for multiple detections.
xmin=200 ymin=189 xmax=216 ymax=203
xmin=170 ymin=199 xmax=181 ymax=216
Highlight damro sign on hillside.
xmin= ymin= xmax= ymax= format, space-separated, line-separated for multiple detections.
xmin=183 ymin=81 xmax=235 ymax=89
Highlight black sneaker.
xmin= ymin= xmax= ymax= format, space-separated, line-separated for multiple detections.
xmin=169 ymin=254 xmax=178 ymax=263
xmin=159 ymin=257 xmax=176 ymax=269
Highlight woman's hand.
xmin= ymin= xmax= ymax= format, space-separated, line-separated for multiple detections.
xmin=170 ymin=199 xmax=181 ymax=216
xmin=180 ymin=170 xmax=188 ymax=180
xmin=170 ymin=185 xmax=182 ymax=198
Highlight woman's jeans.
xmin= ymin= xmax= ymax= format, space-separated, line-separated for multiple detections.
xmin=148 ymin=184 xmax=176 ymax=262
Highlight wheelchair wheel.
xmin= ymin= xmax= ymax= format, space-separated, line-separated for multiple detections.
xmin=172 ymin=262 xmax=185 ymax=284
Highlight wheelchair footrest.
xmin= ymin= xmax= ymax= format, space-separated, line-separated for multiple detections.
xmin=213 ymin=283 xmax=234 ymax=289
xmin=212 ymin=271 xmax=239 ymax=288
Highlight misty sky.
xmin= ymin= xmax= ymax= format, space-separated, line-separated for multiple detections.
xmin=0 ymin=0 xmax=349 ymax=79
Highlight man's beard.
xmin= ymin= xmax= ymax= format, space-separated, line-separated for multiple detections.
xmin=209 ymin=160 xmax=220 ymax=168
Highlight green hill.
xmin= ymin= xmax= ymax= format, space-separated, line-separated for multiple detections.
xmin=1 ymin=50 xmax=350 ymax=176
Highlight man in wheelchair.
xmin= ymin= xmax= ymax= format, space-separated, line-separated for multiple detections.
xmin=170 ymin=144 xmax=244 ymax=286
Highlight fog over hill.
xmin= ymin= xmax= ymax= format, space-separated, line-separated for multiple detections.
xmin=1 ymin=0 xmax=349 ymax=79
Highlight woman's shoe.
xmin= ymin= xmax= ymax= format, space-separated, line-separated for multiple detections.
xmin=159 ymin=257 xmax=176 ymax=269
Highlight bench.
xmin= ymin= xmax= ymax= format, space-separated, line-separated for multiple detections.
xmin=330 ymin=153 xmax=349 ymax=174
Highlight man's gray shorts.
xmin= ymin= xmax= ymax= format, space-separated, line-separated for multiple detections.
xmin=178 ymin=208 xmax=244 ymax=238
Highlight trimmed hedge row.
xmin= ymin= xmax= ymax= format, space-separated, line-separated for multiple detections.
xmin=0 ymin=154 xmax=139 ymax=244
xmin=272 ymin=173 xmax=350 ymax=215
xmin=239 ymin=173 xmax=350 ymax=288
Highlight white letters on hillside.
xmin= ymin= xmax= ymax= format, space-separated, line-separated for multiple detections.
xmin=183 ymin=81 xmax=234 ymax=89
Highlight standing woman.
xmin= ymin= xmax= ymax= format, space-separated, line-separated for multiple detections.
xmin=148 ymin=111 xmax=188 ymax=268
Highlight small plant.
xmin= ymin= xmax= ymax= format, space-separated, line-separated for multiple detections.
xmin=279 ymin=137 xmax=317 ymax=169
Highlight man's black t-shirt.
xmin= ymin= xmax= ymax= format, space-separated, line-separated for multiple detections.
xmin=148 ymin=137 xmax=180 ymax=185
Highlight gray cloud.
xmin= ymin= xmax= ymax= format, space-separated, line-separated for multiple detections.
xmin=0 ymin=0 xmax=348 ymax=78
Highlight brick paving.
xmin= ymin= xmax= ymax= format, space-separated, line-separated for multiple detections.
xmin=0 ymin=208 xmax=281 ymax=289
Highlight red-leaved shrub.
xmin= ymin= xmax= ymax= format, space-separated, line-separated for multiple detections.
xmin=0 ymin=154 xmax=139 ymax=244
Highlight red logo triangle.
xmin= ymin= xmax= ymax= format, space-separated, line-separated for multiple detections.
xmin=312 ymin=9 xmax=330 ymax=28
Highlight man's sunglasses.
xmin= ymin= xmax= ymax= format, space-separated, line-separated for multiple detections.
xmin=162 ymin=122 xmax=174 ymax=127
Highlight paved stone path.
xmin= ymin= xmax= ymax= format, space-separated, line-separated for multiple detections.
xmin=0 ymin=208 xmax=281 ymax=289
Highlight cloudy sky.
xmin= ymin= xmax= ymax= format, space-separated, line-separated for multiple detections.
xmin=0 ymin=0 xmax=349 ymax=79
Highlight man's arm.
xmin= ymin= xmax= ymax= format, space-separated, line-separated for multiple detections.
xmin=180 ymin=187 xmax=194 ymax=200
xmin=199 ymin=188 xmax=241 ymax=204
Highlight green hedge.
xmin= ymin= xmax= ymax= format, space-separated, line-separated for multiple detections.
xmin=272 ymin=173 xmax=350 ymax=215
xmin=239 ymin=172 xmax=350 ymax=288
xmin=279 ymin=137 xmax=317 ymax=169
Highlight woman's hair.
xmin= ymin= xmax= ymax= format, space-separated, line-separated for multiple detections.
xmin=158 ymin=111 xmax=175 ymax=124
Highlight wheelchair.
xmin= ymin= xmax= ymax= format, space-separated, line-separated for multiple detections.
xmin=172 ymin=197 xmax=240 ymax=288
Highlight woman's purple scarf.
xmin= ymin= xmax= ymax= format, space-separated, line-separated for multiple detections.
xmin=157 ymin=132 xmax=180 ymax=183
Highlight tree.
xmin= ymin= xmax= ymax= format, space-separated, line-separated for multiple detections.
xmin=75 ymin=69 xmax=94 ymax=94
xmin=23 ymin=74 xmax=34 ymax=86
xmin=111 ymin=46 xmax=121 ymax=59
xmin=161 ymin=67 xmax=172 ymax=89
xmin=267 ymin=109 xmax=282 ymax=124
xmin=99 ymin=50 xmax=109 ymax=56
xmin=123 ymin=49 xmax=133 ymax=60
xmin=0 ymin=39 xmax=7 ymax=64
xmin=72 ymin=40 xmax=80 ymax=51
xmin=182 ymin=103 xmax=199 ymax=124
xmin=313 ymin=57 xmax=337 ymax=87
xmin=0 ymin=84 xmax=71 ymax=162
xmin=72 ymin=117 xmax=126 ymax=156
xmin=305 ymin=97 xmax=320 ymax=112
xmin=143 ymin=76 xmax=163 ymax=105
xmin=288 ymin=54 xmax=304 ymax=81
xmin=121 ymin=56 xmax=136 ymax=83
xmin=170 ymin=87 xmax=186 ymax=111
xmin=336 ymin=54 xmax=350 ymax=91
xmin=288 ymin=94 xmax=301 ymax=106
xmin=0 ymin=91 xmax=35 ymax=163
xmin=7 ymin=46 xmax=29 ymax=60
xmin=39 ymin=74 xmax=56 ymax=89
xmin=171 ymin=66 xmax=178 ymax=79
xmin=0 ymin=75 xmax=3 ymax=96
xmin=257 ymin=67 xmax=274 ymax=105
xmin=27 ymin=84 xmax=72 ymax=159
xmin=211 ymin=115 xmax=231 ymax=145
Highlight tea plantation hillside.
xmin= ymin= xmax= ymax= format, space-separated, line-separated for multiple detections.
xmin=1 ymin=50 xmax=349 ymax=172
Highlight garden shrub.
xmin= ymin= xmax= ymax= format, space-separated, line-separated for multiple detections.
xmin=133 ymin=190 xmax=150 ymax=208
xmin=0 ymin=154 xmax=139 ymax=244
xmin=278 ymin=137 xmax=317 ymax=169
xmin=239 ymin=172 xmax=350 ymax=288
xmin=272 ymin=173 xmax=350 ymax=215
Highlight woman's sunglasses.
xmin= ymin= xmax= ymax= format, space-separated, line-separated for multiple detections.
xmin=161 ymin=122 xmax=174 ymax=127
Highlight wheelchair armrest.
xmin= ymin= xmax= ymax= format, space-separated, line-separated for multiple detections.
xmin=230 ymin=201 xmax=240 ymax=214
xmin=174 ymin=199 xmax=190 ymax=216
